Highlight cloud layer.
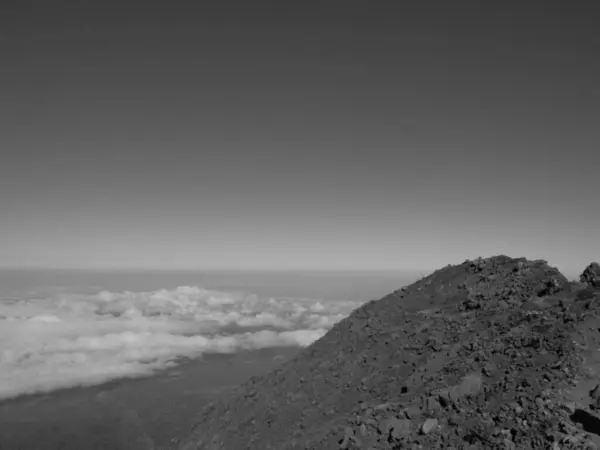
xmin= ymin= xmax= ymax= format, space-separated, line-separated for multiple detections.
xmin=0 ymin=286 xmax=362 ymax=400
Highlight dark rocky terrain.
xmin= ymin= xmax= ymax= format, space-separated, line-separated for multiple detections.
xmin=179 ymin=256 xmax=600 ymax=450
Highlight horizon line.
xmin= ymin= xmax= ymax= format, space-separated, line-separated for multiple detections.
xmin=0 ymin=265 xmax=432 ymax=274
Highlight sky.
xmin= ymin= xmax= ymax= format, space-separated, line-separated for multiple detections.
xmin=1 ymin=2 xmax=599 ymax=276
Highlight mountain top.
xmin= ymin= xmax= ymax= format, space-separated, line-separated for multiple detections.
xmin=178 ymin=255 xmax=600 ymax=450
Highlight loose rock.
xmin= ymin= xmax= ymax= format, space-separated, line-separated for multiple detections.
xmin=420 ymin=418 xmax=438 ymax=435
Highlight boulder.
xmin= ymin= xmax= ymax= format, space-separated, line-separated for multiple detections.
xmin=581 ymin=262 xmax=600 ymax=289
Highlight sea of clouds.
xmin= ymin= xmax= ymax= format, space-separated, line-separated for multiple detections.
xmin=0 ymin=286 xmax=363 ymax=400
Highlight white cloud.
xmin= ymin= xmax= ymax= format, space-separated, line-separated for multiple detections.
xmin=0 ymin=286 xmax=362 ymax=400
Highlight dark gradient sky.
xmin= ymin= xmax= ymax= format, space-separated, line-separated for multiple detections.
xmin=1 ymin=2 xmax=599 ymax=276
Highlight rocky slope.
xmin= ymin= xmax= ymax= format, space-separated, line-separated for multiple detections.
xmin=178 ymin=256 xmax=600 ymax=450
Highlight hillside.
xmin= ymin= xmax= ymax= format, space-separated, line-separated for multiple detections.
xmin=178 ymin=256 xmax=600 ymax=450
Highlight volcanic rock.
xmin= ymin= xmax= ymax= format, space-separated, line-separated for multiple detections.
xmin=581 ymin=262 xmax=600 ymax=289
xmin=420 ymin=418 xmax=438 ymax=435
xmin=179 ymin=255 xmax=600 ymax=450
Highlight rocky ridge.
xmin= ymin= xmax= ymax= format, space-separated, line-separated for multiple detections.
xmin=179 ymin=256 xmax=600 ymax=450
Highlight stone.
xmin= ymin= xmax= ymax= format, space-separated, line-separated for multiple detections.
xmin=455 ymin=373 xmax=482 ymax=398
xmin=590 ymin=385 xmax=600 ymax=408
xmin=581 ymin=262 xmax=600 ymax=289
xmin=338 ymin=427 xmax=356 ymax=449
xmin=482 ymin=362 xmax=496 ymax=377
xmin=503 ymin=438 xmax=516 ymax=450
xmin=438 ymin=389 xmax=454 ymax=407
xmin=420 ymin=418 xmax=438 ymax=435
xmin=385 ymin=418 xmax=412 ymax=439
xmin=404 ymin=405 xmax=421 ymax=420
xmin=424 ymin=395 xmax=442 ymax=412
